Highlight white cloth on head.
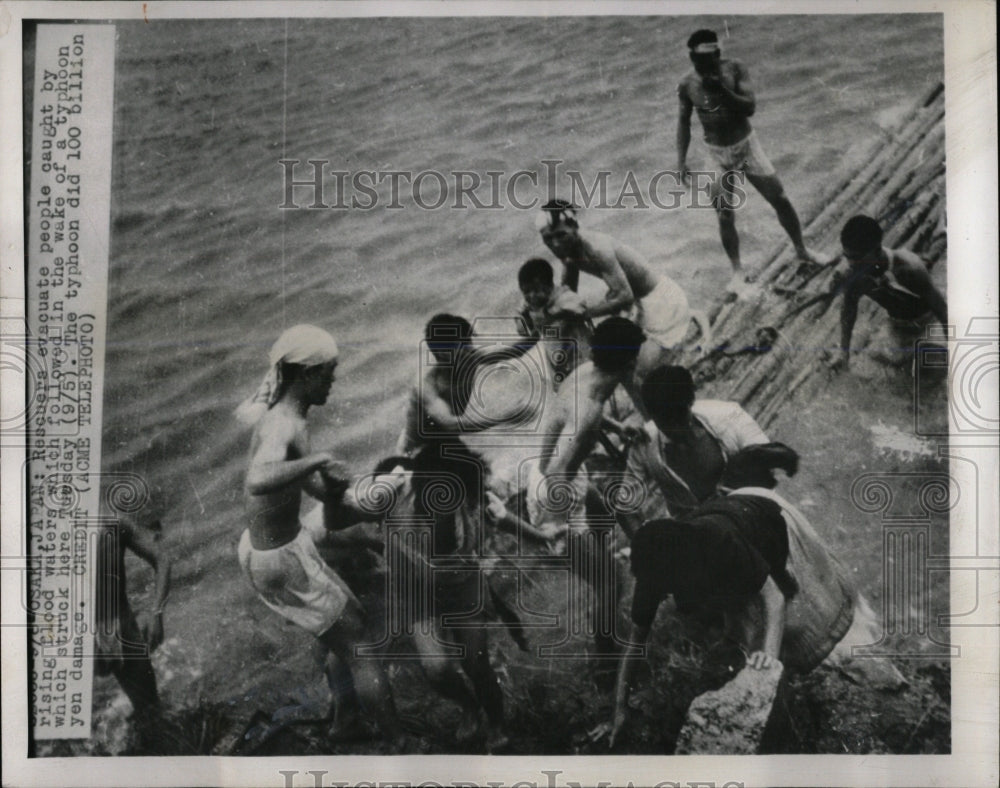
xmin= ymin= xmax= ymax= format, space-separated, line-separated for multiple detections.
xmin=235 ymin=324 xmax=339 ymax=425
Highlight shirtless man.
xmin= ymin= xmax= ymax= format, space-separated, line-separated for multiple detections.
xmin=676 ymin=29 xmax=819 ymax=280
xmin=527 ymin=318 xmax=647 ymax=655
xmin=828 ymin=214 xmax=948 ymax=372
xmin=397 ymin=312 xmax=539 ymax=455
xmin=94 ymin=511 xmax=171 ymax=727
xmin=536 ymin=200 xmax=709 ymax=398
xmin=237 ymin=324 xmax=402 ymax=747
xmin=618 ymin=364 xmax=798 ymax=535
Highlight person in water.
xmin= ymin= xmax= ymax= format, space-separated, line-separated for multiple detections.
xmin=237 ymin=324 xmax=403 ymax=748
xmin=94 ymin=509 xmax=171 ymax=731
xmin=676 ymin=29 xmax=821 ymax=281
xmin=828 ymin=214 xmax=948 ymax=371
xmin=397 ymin=312 xmax=539 ymax=455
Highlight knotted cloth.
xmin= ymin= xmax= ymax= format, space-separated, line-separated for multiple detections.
xmin=235 ymin=324 xmax=339 ymax=425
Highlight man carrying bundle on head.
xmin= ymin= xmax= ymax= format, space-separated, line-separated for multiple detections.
xmin=827 ymin=214 xmax=948 ymax=372
xmin=236 ymin=324 xmax=404 ymax=749
xmin=676 ymin=29 xmax=821 ymax=285
xmin=537 ymin=199 xmax=711 ymax=403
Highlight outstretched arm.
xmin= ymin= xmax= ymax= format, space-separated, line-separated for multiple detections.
xmin=747 ymin=576 xmax=786 ymax=669
xmin=122 ymin=520 xmax=171 ymax=651
xmin=474 ymin=333 xmax=540 ymax=366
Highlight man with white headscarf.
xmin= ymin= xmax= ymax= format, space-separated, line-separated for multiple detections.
xmin=237 ymin=324 xmax=403 ymax=747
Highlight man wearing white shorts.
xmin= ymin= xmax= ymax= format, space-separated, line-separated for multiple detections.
xmin=676 ymin=29 xmax=821 ymax=281
xmin=537 ymin=200 xmax=711 ymax=410
xmin=237 ymin=324 xmax=403 ymax=747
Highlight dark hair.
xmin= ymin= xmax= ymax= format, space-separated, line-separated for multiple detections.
xmin=640 ymin=364 xmax=695 ymax=420
xmin=589 ymin=317 xmax=645 ymax=373
xmin=425 ymin=313 xmax=473 ymax=360
xmin=840 ymin=215 xmax=883 ymax=256
xmin=687 ymin=29 xmax=718 ymax=49
xmin=518 ymin=258 xmax=554 ymax=288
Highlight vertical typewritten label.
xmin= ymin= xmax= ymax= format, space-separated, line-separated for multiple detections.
xmin=27 ymin=24 xmax=116 ymax=740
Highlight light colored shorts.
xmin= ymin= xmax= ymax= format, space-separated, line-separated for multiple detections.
xmin=632 ymin=276 xmax=693 ymax=350
xmin=238 ymin=518 xmax=356 ymax=636
xmin=704 ymin=130 xmax=776 ymax=179
xmin=525 ymin=458 xmax=589 ymax=530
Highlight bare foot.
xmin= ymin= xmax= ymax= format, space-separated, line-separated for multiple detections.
xmin=486 ymin=729 xmax=511 ymax=753
xmin=795 ymin=246 xmax=831 ymax=265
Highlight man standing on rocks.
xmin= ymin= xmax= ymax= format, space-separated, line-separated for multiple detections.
xmin=676 ymin=29 xmax=821 ymax=285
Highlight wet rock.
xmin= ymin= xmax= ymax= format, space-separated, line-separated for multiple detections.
xmin=674 ymin=660 xmax=783 ymax=754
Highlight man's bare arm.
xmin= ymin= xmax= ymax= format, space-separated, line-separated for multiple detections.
xmin=830 ymin=281 xmax=862 ymax=369
xmin=676 ymin=82 xmax=693 ymax=177
xmin=474 ymin=333 xmax=540 ymax=366
xmin=246 ymin=420 xmax=333 ymax=495
xmin=710 ymin=61 xmax=756 ymax=116
xmin=562 ymin=264 xmax=581 ymax=292
xmin=747 ymin=576 xmax=786 ymax=669
xmin=545 ymin=399 xmax=603 ymax=478
xmin=122 ymin=520 xmax=171 ymax=650
xmin=894 ymin=254 xmax=948 ymax=327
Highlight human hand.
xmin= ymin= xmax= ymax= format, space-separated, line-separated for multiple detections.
xmin=700 ymin=72 xmax=723 ymax=90
xmin=746 ymin=650 xmax=777 ymax=670
xmin=621 ymin=414 xmax=648 ymax=445
xmin=485 ymin=491 xmax=507 ymax=522
xmin=136 ymin=611 xmax=164 ymax=652
xmin=587 ymin=707 xmax=627 ymax=747
xmin=826 ymin=348 xmax=849 ymax=372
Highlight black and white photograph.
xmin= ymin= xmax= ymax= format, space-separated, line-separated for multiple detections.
xmin=1 ymin=2 xmax=997 ymax=787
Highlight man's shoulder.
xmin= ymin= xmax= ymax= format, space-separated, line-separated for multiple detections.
xmin=888 ymin=247 xmax=927 ymax=270
xmin=693 ymin=398 xmax=748 ymax=418
xmin=678 ymin=70 xmax=698 ymax=91
xmin=722 ymin=58 xmax=748 ymax=74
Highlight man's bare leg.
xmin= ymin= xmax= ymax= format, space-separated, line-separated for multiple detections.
xmin=410 ymin=627 xmax=483 ymax=743
xmin=319 ymin=601 xmax=404 ymax=747
xmin=747 ymin=172 xmax=820 ymax=264
xmin=715 ymin=204 xmax=743 ymax=274
xmin=454 ymin=626 xmax=508 ymax=752
xmin=322 ymin=652 xmax=361 ymax=735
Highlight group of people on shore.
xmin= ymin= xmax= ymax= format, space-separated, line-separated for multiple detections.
xmin=99 ymin=29 xmax=946 ymax=753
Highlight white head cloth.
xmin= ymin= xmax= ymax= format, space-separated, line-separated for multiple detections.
xmin=235 ymin=324 xmax=339 ymax=425
xmin=534 ymin=205 xmax=578 ymax=232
